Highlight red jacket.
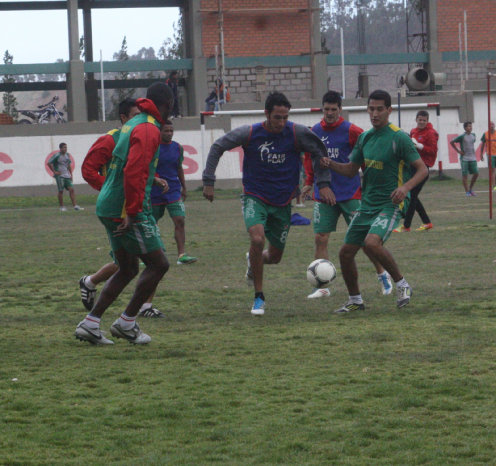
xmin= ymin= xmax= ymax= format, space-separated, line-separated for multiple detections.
xmin=410 ymin=122 xmax=438 ymax=167
xmin=124 ymin=98 xmax=164 ymax=217
xmin=81 ymin=131 xmax=117 ymax=191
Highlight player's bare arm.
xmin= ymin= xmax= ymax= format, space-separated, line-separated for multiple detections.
xmin=203 ymin=185 xmax=215 ymax=202
xmin=323 ymin=159 xmax=361 ymax=178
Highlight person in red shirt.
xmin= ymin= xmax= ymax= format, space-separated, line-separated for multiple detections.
xmin=394 ymin=110 xmax=438 ymax=232
xmin=78 ymin=99 xmax=140 ymax=312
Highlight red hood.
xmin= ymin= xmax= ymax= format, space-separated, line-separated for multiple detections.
xmin=136 ymin=98 xmax=164 ymax=124
xmin=320 ymin=116 xmax=344 ymax=131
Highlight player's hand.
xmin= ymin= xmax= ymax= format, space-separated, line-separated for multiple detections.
xmin=154 ymin=177 xmax=169 ymax=193
xmin=391 ymin=186 xmax=408 ymax=205
xmin=320 ymin=158 xmax=331 ymax=169
xmin=181 ymin=186 xmax=187 ymax=201
xmin=318 ymin=186 xmax=336 ymax=206
xmin=203 ymin=185 xmax=214 ymax=202
xmin=114 ymin=216 xmax=133 ymax=236
xmin=301 ymin=184 xmax=313 ymax=198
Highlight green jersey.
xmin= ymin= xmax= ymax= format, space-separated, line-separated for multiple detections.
xmin=350 ymin=123 xmax=420 ymax=213
xmin=96 ymin=113 xmax=161 ymax=219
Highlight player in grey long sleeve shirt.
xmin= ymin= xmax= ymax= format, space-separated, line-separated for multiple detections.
xmin=202 ymin=91 xmax=335 ymax=317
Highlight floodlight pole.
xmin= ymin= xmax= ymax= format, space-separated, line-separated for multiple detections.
xmin=488 ymin=72 xmax=493 ymax=219
xmin=100 ymin=50 xmax=105 ymax=122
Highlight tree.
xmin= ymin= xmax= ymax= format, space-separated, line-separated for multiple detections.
xmin=158 ymin=14 xmax=184 ymax=60
xmin=2 ymin=50 xmax=18 ymax=121
xmin=320 ymin=0 xmax=410 ymax=55
xmin=109 ymin=36 xmax=136 ymax=120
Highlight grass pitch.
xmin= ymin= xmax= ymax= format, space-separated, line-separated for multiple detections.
xmin=1 ymin=179 xmax=496 ymax=464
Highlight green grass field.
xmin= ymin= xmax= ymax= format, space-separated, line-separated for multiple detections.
xmin=1 ymin=179 xmax=496 ymax=465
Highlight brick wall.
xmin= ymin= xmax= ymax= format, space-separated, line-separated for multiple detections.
xmin=201 ymin=0 xmax=311 ymax=57
xmin=437 ymin=0 xmax=496 ymax=51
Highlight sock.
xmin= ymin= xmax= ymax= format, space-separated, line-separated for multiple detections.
xmin=255 ymin=292 xmax=265 ymax=301
xmin=140 ymin=302 xmax=152 ymax=312
xmin=377 ymin=271 xmax=388 ymax=279
xmin=84 ymin=314 xmax=100 ymax=329
xmin=349 ymin=294 xmax=363 ymax=304
xmin=84 ymin=276 xmax=96 ymax=289
xmin=395 ymin=277 xmax=409 ymax=288
xmin=118 ymin=313 xmax=136 ymax=330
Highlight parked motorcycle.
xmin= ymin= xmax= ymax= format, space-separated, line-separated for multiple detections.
xmin=18 ymin=96 xmax=66 ymax=124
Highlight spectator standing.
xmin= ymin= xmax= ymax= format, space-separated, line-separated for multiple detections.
xmin=450 ymin=122 xmax=479 ymax=197
xmin=48 ymin=142 xmax=83 ymax=212
xmin=166 ymin=70 xmax=180 ymax=118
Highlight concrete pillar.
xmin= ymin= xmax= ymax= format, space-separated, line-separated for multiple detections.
xmin=66 ymin=0 xmax=87 ymax=122
xmin=310 ymin=0 xmax=327 ymax=99
xmin=427 ymin=0 xmax=444 ymax=88
xmin=184 ymin=0 xmax=208 ymax=115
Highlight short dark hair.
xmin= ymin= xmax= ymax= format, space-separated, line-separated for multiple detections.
xmin=146 ymin=82 xmax=174 ymax=109
xmin=162 ymin=119 xmax=173 ymax=126
xmin=119 ymin=98 xmax=137 ymax=118
xmin=463 ymin=121 xmax=472 ymax=129
xmin=368 ymin=89 xmax=391 ymax=108
xmin=322 ymin=90 xmax=342 ymax=107
xmin=416 ymin=110 xmax=429 ymax=119
xmin=169 ymin=70 xmax=178 ymax=78
xmin=59 ymin=142 xmax=67 ymax=149
xmin=265 ymin=91 xmax=291 ymax=114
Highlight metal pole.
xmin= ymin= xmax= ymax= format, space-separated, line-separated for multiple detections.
xmin=397 ymin=91 xmax=401 ymax=127
xmin=464 ymin=11 xmax=468 ymax=81
xmin=219 ymin=0 xmax=226 ymax=105
xmin=459 ymin=23 xmax=463 ymax=90
xmin=488 ymin=73 xmax=493 ymax=219
xmin=340 ymin=27 xmax=346 ymax=98
xmin=100 ymin=49 xmax=105 ymax=122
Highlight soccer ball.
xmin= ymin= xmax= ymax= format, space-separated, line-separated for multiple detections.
xmin=306 ymin=259 xmax=337 ymax=288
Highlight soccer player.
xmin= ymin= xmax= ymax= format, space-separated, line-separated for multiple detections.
xmin=322 ymin=89 xmax=428 ymax=313
xmin=151 ymin=120 xmax=197 ymax=266
xmin=136 ymin=120 xmax=198 ymax=318
xmin=78 ymin=98 xmax=139 ymax=312
xmin=47 ymin=142 xmax=83 ymax=212
xmin=301 ymin=90 xmax=392 ymax=299
xmin=450 ymin=122 xmax=478 ymax=196
xmin=74 ymin=82 xmax=174 ymax=345
xmin=394 ymin=110 xmax=438 ymax=232
xmin=480 ymin=121 xmax=496 ymax=191
xmin=202 ymin=91 xmax=335 ymax=316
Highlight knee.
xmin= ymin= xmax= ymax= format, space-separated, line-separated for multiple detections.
xmin=315 ymin=233 xmax=329 ymax=248
xmin=339 ymin=244 xmax=356 ymax=262
xmin=250 ymin=233 xmax=265 ymax=250
xmin=363 ymin=236 xmax=381 ymax=252
xmin=119 ymin=263 xmax=139 ymax=281
xmin=174 ymin=217 xmax=185 ymax=229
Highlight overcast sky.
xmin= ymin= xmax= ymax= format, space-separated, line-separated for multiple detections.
xmin=0 ymin=4 xmax=180 ymax=63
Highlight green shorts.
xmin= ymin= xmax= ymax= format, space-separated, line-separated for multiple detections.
xmin=491 ymin=156 xmax=496 ymax=168
xmin=55 ymin=176 xmax=73 ymax=191
xmin=99 ymin=214 xmax=165 ymax=256
xmin=152 ymin=201 xmax=185 ymax=221
xmin=241 ymin=195 xmax=291 ymax=251
xmin=461 ymin=159 xmax=479 ymax=176
xmin=344 ymin=204 xmax=403 ymax=246
xmin=313 ymin=199 xmax=360 ymax=234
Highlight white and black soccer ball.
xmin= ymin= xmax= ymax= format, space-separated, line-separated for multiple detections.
xmin=306 ymin=259 xmax=337 ymax=288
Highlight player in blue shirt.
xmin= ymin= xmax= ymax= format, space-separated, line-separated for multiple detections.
xmin=203 ymin=91 xmax=335 ymax=316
